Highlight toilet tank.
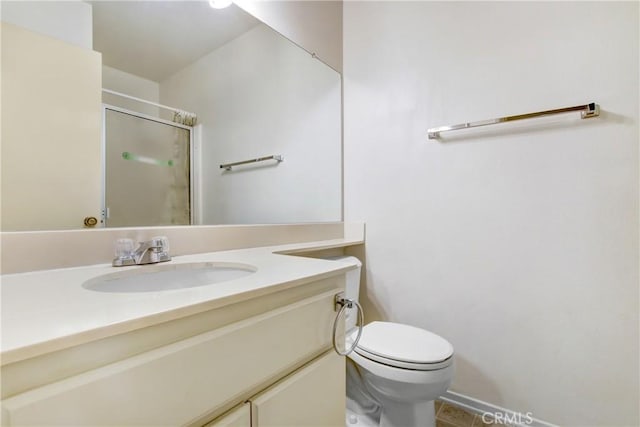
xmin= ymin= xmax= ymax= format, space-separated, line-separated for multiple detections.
xmin=324 ymin=256 xmax=362 ymax=332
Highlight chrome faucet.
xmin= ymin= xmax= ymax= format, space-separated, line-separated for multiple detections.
xmin=112 ymin=236 xmax=171 ymax=267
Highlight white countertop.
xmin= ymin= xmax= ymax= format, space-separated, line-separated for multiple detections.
xmin=0 ymin=239 xmax=361 ymax=365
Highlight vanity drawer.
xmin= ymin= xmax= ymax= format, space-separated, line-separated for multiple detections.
xmin=204 ymin=402 xmax=251 ymax=427
xmin=1 ymin=288 xmax=341 ymax=426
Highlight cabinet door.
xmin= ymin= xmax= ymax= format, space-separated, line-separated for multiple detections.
xmin=205 ymin=403 xmax=251 ymax=427
xmin=251 ymin=351 xmax=345 ymax=427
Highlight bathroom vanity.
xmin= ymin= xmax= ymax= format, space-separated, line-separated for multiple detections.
xmin=0 ymin=243 xmax=358 ymax=426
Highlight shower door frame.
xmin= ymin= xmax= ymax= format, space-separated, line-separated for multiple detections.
xmin=101 ymin=104 xmax=195 ymax=227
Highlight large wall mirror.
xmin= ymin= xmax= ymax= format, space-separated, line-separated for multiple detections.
xmin=0 ymin=1 xmax=342 ymax=231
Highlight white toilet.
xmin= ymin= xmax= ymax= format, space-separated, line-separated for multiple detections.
xmin=330 ymin=256 xmax=454 ymax=427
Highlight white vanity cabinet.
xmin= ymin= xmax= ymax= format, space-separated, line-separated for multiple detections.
xmin=206 ymin=403 xmax=252 ymax=427
xmin=207 ymin=351 xmax=344 ymax=427
xmin=249 ymin=350 xmax=345 ymax=427
xmin=0 ymin=275 xmax=346 ymax=426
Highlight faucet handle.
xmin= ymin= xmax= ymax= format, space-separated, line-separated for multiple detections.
xmin=152 ymin=236 xmax=170 ymax=253
xmin=113 ymin=238 xmax=135 ymax=266
xmin=115 ymin=238 xmax=134 ymax=258
xmin=150 ymin=236 xmax=171 ymax=263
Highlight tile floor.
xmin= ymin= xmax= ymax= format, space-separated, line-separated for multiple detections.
xmin=435 ymin=401 xmax=507 ymax=427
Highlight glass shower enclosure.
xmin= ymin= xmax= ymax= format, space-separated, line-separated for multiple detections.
xmin=102 ymin=106 xmax=192 ymax=227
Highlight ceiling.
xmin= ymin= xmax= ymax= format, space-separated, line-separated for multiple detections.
xmin=90 ymin=1 xmax=261 ymax=82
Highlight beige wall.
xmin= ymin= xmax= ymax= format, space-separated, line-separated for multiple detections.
xmin=1 ymin=23 xmax=102 ymax=231
xmin=234 ymin=0 xmax=342 ymax=72
xmin=344 ymin=2 xmax=638 ymax=426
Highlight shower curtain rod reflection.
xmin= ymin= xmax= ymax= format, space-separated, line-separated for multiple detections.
xmin=101 ymin=88 xmax=197 ymax=117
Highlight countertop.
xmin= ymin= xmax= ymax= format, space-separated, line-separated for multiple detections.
xmin=0 ymin=238 xmax=362 ymax=365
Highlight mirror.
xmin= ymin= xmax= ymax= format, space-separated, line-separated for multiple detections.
xmin=0 ymin=1 xmax=341 ymax=231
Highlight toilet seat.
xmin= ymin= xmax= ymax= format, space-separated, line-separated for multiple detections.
xmin=348 ymin=347 xmax=455 ymax=385
xmin=355 ymin=347 xmax=453 ymax=371
xmin=351 ymin=322 xmax=454 ymax=371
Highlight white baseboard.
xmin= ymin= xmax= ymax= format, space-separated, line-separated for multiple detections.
xmin=440 ymin=391 xmax=558 ymax=427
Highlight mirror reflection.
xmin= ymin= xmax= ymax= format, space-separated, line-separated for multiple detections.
xmin=0 ymin=1 xmax=341 ymax=231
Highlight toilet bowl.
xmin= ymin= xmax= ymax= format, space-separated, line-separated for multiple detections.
xmin=327 ymin=256 xmax=454 ymax=427
xmin=347 ymin=321 xmax=454 ymax=427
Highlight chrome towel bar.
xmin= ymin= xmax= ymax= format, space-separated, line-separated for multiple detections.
xmin=220 ymin=155 xmax=284 ymax=171
xmin=427 ymin=102 xmax=600 ymax=139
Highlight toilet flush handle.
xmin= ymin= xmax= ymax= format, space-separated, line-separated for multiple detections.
xmin=332 ymin=292 xmax=364 ymax=356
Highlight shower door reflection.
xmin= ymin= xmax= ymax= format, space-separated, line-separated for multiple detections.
xmin=103 ymin=107 xmax=192 ymax=227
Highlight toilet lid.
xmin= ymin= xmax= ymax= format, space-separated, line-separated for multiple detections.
xmin=355 ymin=321 xmax=453 ymax=364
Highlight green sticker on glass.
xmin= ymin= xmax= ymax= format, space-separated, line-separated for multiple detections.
xmin=122 ymin=151 xmax=173 ymax=167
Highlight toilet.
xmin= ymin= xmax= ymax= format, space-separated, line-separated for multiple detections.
xmin=328 ymin=256 xmax=454 ymax=427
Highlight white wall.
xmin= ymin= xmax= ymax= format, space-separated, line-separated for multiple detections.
xmin=161 ymin=24 xmax=341 ymax=225
xmin=343 ymin=2 xmax=638 ymax=426
xmin=0 ymin=1 xmax=92 ymax=49
xmin=102 ymin=65 xmax=160 ymax=117
xmin=234 ymin=0 xmax=342 ymax=72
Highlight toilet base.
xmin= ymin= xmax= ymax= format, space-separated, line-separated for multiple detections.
xmin=378 ymin=399 xmax=435 ymax=427
xmin=346 ymin=407 xmax=378 ymax=427
xmin=346 ymin=399 xmax=436 ymax=427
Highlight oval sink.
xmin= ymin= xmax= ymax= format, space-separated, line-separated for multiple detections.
xmin=83 ymin=262 xmax=257 ymax=293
